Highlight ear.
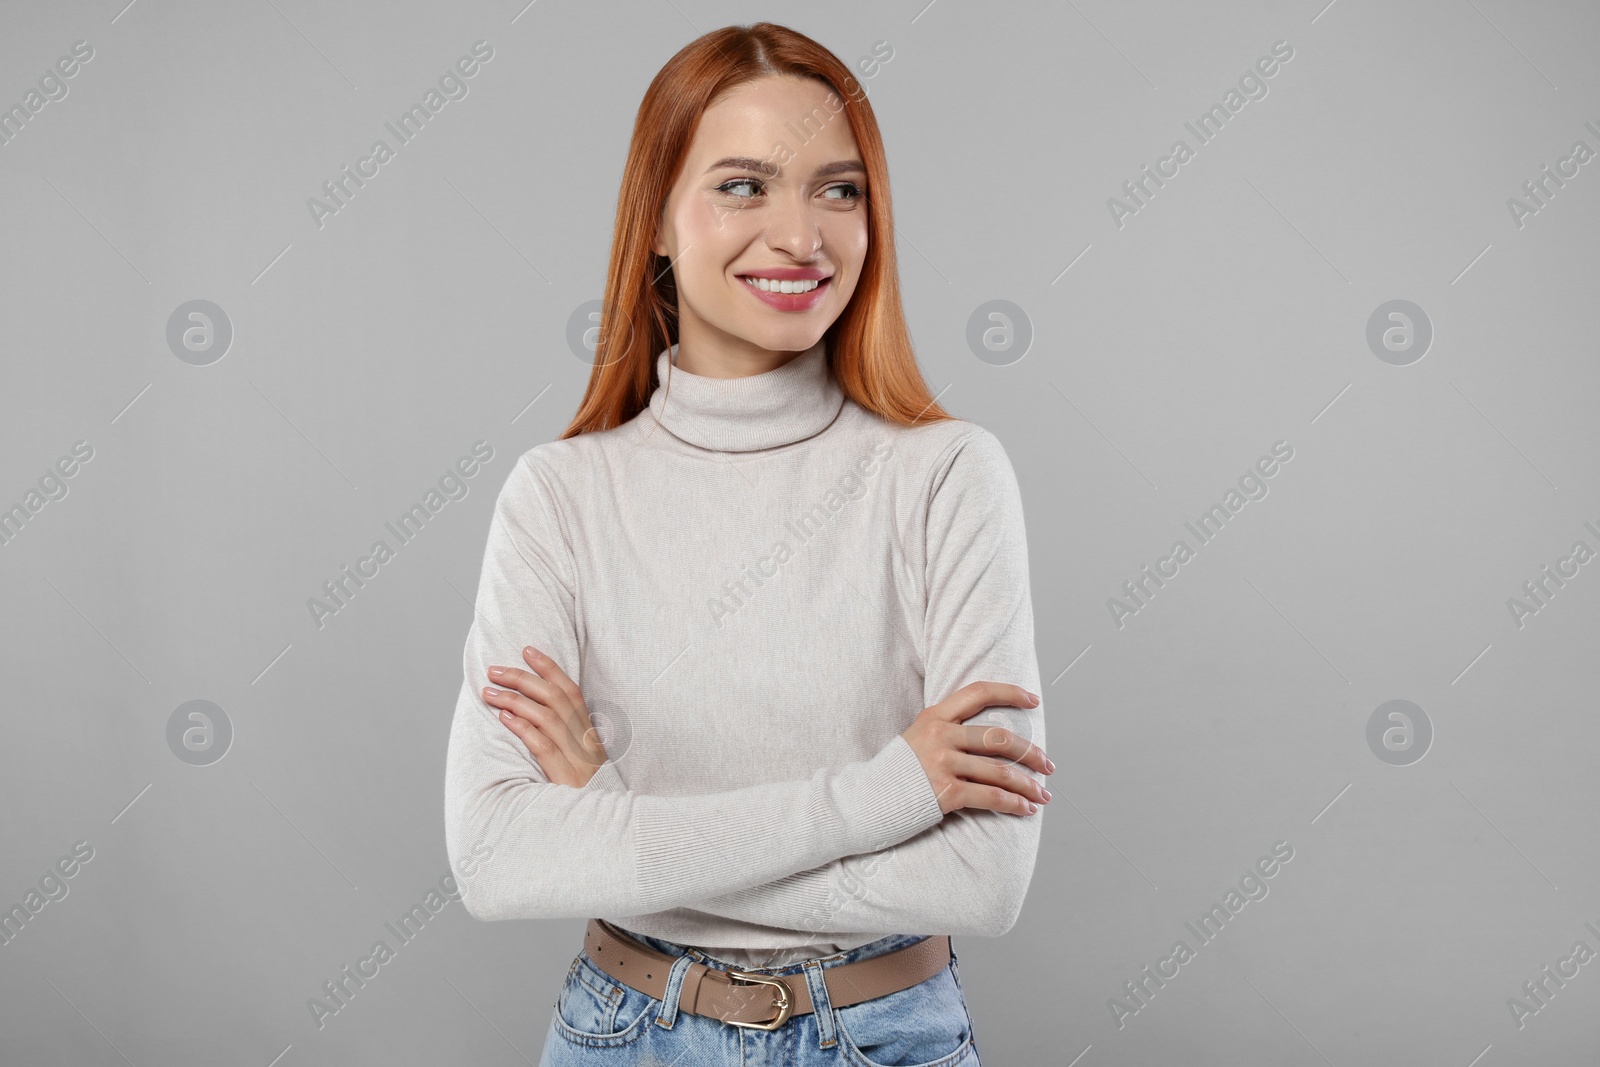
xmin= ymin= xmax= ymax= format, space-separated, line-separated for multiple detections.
xmin=651 ymin=200 xmax=672 ymax=258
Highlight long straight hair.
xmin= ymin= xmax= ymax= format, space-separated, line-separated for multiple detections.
xmin=559 ymin=22 xmax=955 ymax=440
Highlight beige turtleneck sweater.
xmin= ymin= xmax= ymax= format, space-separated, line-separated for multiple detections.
xmin=443 ymin=337 xmax=1045 ymax=969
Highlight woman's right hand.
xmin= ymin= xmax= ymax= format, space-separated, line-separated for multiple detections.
xmin=901 ymin=682 xmax=1053 ymax=816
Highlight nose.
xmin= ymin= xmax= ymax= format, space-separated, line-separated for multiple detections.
xmin=764 ymin=191 xmax=823 ymax=260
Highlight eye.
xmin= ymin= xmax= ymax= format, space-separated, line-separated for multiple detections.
xmin=714 ymin=178 xmax=865 ymax=203
xmin=717 ymin=178 xmax=763 ymax=199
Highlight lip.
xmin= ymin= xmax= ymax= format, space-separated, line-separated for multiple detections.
xmin=735 ymin=267 xmax=832 ymax=281
xmin=738 ymin=274 xmax=831 ymax=312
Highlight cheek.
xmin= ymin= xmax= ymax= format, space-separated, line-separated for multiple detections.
xmin=685 ymin=197 xmax=759 ymax=246
xmin=828 ymin=218 xmax=868 ymax=270
xmin=678 ymin=211 xmax=757 ymax=280
xmin=829 ymin=223 xmax=868 ymax=295
xmin=672 ymin=248 xmax=746 ymax=318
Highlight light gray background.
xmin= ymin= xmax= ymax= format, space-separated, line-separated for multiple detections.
xmin=2 ymin=0 xmax=1597 ymax=1063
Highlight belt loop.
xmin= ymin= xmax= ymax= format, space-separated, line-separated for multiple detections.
xmin=801 ymin=959 xmax=837 ymax=1048
xmin=653 ymin=950 xmax=696 ymax=1029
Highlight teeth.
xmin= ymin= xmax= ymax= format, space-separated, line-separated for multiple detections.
xmin=742 ymin=276 xmax=822 ymax=294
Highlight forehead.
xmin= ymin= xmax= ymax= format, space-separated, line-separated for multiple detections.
xmin=687 ymin=75 xmax=860 ymax=172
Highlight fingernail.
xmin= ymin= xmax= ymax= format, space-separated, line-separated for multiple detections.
xmin=1042 ymin=788 xmax=1052 ymax=801
xmin=1027 ymin=802 xmax=1038 ymax=814
xmin=488 ymin=666 xmax=504 ymax=677
xmin=1028 ymin=692 xmax=1040 ymax=705
xmin=1045 ymin=757 xmax=1056 ymax=774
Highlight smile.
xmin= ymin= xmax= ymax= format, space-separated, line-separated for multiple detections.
xmin=740 ymin=276 xmax=825 ymax=294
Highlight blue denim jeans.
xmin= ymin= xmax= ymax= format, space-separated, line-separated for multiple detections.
xmin=537 ymin=926 xmax=981 ymax=1066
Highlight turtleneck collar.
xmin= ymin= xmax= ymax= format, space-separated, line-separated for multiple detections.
xmin=645 ymin=337 xmax=845 ymax=453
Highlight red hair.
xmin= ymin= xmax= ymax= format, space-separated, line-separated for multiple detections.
xmin=559 ymin=22 xmax=955 ymax=440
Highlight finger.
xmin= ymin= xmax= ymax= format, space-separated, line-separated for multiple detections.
xmin=953 ymin=752 xmax=1048 ymax=807
xmin=521 ymin=646 xmax=585 ymax=709
xmin=486 ymin=662 xmax=567 ymax=714
xmin=943 ymin=776 xmax=1040 ymax=817
xmin=523 ymin=650 xmax=605 ymax=767
xmin=507 ymin=651 xmax=594 ymax=756
xmin=940 ymin=681 xmax=1040 ymax=723
xmin=957 ymin=721 xmax=1052 ymax=777
xmin=484 ymin=684 xmax=588 ymax=765
xmin=486 ymin=664 xmax=585 ymax=749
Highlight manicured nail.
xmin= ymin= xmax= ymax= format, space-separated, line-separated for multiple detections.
xmin=1042 ymin=788 xmax=1052 ymax=801
xmin=1045 ymin=757 xmax=1056 ymax=773
xmin=1027 ymin=802 xmax=1038 ymax=814
xmin=488 ymin=666 xmax=504 ymax=676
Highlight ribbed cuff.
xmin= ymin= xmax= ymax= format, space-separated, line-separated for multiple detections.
xmin=586 ymin=759 xmax=626 ymax=792
xmin=836 ymin=735 xmax=946 ymax=855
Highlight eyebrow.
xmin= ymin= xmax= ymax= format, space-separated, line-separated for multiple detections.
xmin=703 ymin=156 xmax=866 ymax=179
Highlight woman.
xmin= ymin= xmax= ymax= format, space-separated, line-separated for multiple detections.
xmin=443 ymin=22 xmax=1052 ymax=1066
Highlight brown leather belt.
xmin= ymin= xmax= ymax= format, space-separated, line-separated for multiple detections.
xmin=581 ymin=918 xmax=951 ymax=1031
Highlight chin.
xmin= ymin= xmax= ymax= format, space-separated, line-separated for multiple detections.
xmin=746 ymin=327 xmax=828 ymax=354
xmin=730 ymin=313 xmax=829 ymax=347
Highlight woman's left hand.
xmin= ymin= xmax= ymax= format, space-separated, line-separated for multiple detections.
xmin=482 ymin=646 xmax=609 ymax=787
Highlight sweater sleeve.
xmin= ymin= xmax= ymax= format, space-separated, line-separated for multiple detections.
xmin=443 ymin=449 xmax=947 ymax=922
xmin=687 ymin=429 xmax=1046 ymax=938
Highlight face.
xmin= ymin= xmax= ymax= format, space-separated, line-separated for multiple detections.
xmin=652 ymin=74 xmax=868 ymax=375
